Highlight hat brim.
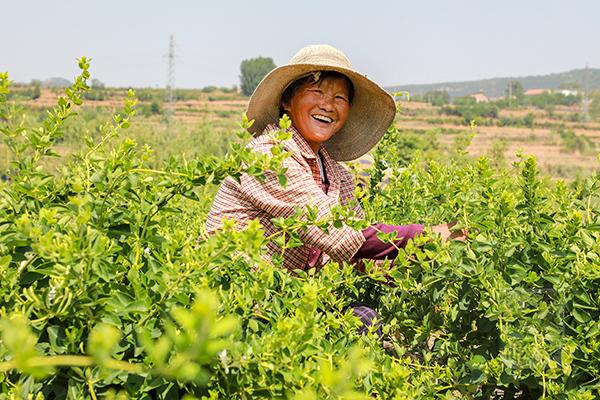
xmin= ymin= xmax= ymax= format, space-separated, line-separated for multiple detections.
xmin=246 ymin=63 xmax=396 ymax=161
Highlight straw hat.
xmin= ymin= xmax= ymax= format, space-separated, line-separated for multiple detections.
xmin=246 ymin=44 xmax=396 ymax=161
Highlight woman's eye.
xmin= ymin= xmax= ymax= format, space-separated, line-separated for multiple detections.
xmin=336 ymin=95 xmax=348 ymax=102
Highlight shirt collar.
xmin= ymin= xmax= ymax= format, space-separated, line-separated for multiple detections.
xmin=289 ymin=125 xmax=319 ymax=160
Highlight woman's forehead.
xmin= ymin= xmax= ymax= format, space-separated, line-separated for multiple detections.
xmin=305 ymin=76 xmax=351 ymax=92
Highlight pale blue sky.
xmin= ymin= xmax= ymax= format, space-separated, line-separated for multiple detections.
xmin=2 ymin=0 xmax=598 ymax=88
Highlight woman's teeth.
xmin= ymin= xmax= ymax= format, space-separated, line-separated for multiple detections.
xmin=312 ymin=114 xmax=333 ymax=123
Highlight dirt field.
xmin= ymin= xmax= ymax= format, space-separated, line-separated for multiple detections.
xmin=22 ymin=88 xmax=600 ymax=178
xmin=395 ymin=100 xmax=600 ymax=177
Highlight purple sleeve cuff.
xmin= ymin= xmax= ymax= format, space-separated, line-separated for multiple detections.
xmin=353 ymin=223 xmax=424 ymax=260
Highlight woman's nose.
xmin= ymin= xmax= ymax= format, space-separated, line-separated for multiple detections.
xmin=318 ymin=93 xmax=335 ymax=110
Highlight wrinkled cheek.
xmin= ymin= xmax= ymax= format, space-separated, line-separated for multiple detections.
xmin=333 ymin=123 xmax=345 ymax=135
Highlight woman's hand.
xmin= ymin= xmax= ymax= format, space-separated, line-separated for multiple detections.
xmin=430 ymin=221 xmax=468 ymax=242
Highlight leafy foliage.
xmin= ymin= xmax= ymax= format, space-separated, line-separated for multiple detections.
xmin=590 ymin=91 xmax=600 ymax=121
xmin=555 ymin=128 xmax=596 ymax=154
xmin=443 ymin=98 xmax=499 ymax=125
xmin=413 ymin=91 xmax=450 ymax=107
xmin=505 ymin=80 xmax=525 ymax=103
xmin=524 ymin=92 xmax=581 ymax=109
xmin=1 ymin=61 xmax=600 ymax=399
xmin=239 ymin=56 xmax=276 ymax=96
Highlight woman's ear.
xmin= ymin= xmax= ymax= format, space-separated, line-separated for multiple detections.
xmin=281 ymin=101 xmax=290 ymax=113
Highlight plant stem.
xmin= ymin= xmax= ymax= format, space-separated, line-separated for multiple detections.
xmin=87 ymin=379 xmax=98 ymax=400
xmin=130 ymin=168 xmax=192 ymax=178
xmin=0 ymin=355 xmax=145 ymax=375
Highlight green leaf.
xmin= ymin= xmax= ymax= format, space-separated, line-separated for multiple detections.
xmin=278 ymin=173 xmax=287 ymax=188
xmin=572 ymin=306 xmax=591 ymax=324
xmin=0 ymin=255 xmax=11 ymax=268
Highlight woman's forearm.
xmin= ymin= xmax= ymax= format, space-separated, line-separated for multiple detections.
xmin=354 ymin=223 xmax=424 ymax=260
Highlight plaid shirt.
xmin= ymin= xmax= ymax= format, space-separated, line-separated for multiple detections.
xmin=205 ymin=124 xmax=365 ymax=272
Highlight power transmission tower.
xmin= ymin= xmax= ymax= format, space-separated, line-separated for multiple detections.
xmin=164 ymin=34 xmax=175 ymax=123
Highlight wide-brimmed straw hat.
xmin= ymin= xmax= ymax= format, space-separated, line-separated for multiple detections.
xmin=246 ymin=44 xmax=396 ymax=161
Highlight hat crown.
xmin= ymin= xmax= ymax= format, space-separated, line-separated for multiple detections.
xmin=289 ymin=44 xmax=352 ymax=69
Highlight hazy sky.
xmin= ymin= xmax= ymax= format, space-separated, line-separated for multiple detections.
xmin=2 ymin=0 xmax=599 ymax=89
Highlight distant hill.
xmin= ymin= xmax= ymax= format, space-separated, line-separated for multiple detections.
xmin=43 ymin=77 xmax=71 ymax=88
xmin=387 ymin=68 xmax=600 ymax=99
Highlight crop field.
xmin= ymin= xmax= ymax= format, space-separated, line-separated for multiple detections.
xmin=8 ymin=83 xmax=600 ymax=180
xmin=9 ymin=85 xmax=600 ymax=180
xmin=396 ymin=102 xmax=600 ymax=178
xmin=1 ymin=64 xmax=600 ymax=399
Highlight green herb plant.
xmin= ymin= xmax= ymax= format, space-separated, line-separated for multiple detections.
xmin=1 ymin=60 xmax=599 ymax=399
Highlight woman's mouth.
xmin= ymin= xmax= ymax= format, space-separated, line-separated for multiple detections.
xmin=312 ymin=114 xmax=333 ymax=123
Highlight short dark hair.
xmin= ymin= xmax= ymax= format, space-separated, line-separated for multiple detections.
xmin=279 ymin=71 xmax=354 ymax=117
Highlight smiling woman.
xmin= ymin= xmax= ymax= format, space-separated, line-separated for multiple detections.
xmin=205 ymin=44 xmax=466 ymax=336
xmin=281 ymin=72 xmax=351 ymax=153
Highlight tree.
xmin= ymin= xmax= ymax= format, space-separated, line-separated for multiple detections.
xmin=559 ymin=81 xmax=581 ymax=91
xmin=91 ymin=78 xmax=105 ymax=89
xmin=30 ymin=79 xmax=41 ymax=100
xmin=590 ymin=91 xmax=600 ymax=121
xmin=239 ymin=56 xmax=276 ymax=96
xmin=423 ymin=90 xmax=450 ymax=106
xmin=505 ymin=80 xmax=524 ymax=106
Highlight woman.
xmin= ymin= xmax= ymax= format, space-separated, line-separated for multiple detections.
xmin=206 ymin=44 xmax=465 ymax=334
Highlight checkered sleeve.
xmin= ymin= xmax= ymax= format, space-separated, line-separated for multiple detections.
xmin=238 ymin=150 xmax=365 ymax=263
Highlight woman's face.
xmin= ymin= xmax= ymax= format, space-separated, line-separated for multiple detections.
xmin=282 ymin=76 xmax=351 ymax=153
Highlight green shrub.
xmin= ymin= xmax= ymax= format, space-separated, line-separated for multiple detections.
xmin=201 ymin=85 xmax=217 ymax=93
xmin=138 ymin=100 xmax=162 ymax=117
xmin=221 ymin=86 xmax=238 ymax=94
xmin=590 ymin=91 xmax=600 ymax=121
xmin=174 ymin=89 xmax=201 ymax=101
xmin=2 ymin=61 xmax=600 ymax=399
xmin=83 ymin=90 xmax=107 ymax=101
xmin=555 ymin=127 xmax=596 ymax=154
xmin=31 ymin=81 xmax=41 ymax=100
xmin=413 ymin=90 xmax=450 ymax=106
xmin=6 ymin=81 xmax=42 ymax=101
xmin=443 ymin=101 xmax=499 ymax=125
xmin=498 ymin=112 xmax=535 ymax=128
xmin=526 ymin=92 xmax=581 ymax=109
xmin=214 ymin=109 xmax=239 ymax=118
xmin=487 ymin=138 xmax=508 ymax=167
xmin=135 ymin=89 xmax=156 ymax=102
